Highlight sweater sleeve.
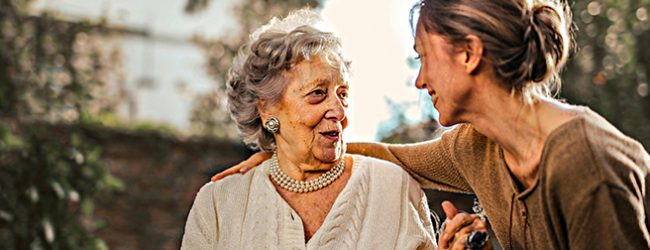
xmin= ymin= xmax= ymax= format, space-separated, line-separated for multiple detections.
xmin=563 ymin=118 xmax=650 ymax=248
xmin=543 ymin=116 xmax=650 ymax=249
xmin=348 ymin=125 xmax=473 ymax=193
xmin=565 ymin=183 xmax=650 ymax=249
xmin=181 ymin=183 xmax=218 ymax=250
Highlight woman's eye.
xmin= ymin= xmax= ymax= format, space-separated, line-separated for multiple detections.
xmin=306 ymin=89 xmax=327 ymax=103
xmin=338 ymin=90 xmax=349 ymax=106
xmin=310 ymin=89 xmax=326 ymax=96
xmin=414 ymin=55 xmax=421 ymax=60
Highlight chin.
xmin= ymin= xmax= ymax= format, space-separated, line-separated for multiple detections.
xmin=438 ymin=119 xmax=454 ymax=127
xmin=314 ymin=144 xmax=344 ymax=163
xmin=438 ymin=115 xmax=460 ymax=127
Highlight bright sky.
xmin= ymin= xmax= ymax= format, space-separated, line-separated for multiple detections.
xmin=31 ymin=0 xmax=435 ymax=142
xmin=322 ymin=0 xmax=430 ymax=142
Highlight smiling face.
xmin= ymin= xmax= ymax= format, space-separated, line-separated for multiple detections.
xmin=414 ymin=19 xmax=474 ymax=126
xmin=262 ymin=56 xmax=349 ymax=168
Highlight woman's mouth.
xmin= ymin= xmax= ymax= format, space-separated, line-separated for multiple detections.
xmin=319 ymin=130 xmax=340 ymax=141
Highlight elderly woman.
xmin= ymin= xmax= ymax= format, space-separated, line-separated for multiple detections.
xmin=181 ymin=10 xmax=436 ymax=249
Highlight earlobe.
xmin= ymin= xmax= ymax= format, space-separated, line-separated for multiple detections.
xmin=463 ymin=35 xmax=484 ymax=74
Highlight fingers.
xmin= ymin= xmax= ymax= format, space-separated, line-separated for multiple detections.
xmin=439 ymin=212 xmax=478 ymax=249
xmin=439 ymin=200 xmax=459 ymax=249
xmin=449 ymin=233 xmax=468 ymax=250
xmin=249 ymin=152 xmax=272 ymax=172
xmin=238 ymin=164 xmax=250 ymax=174
xmin=210 ymin=152 xmax=272 ymax=182
xmin=442 ymin=201 xmax=459 ymax=219
xmin=455 ymin=220 xmax=487 ymax=240
xmin=470 ymin=218 xmax=488 ymax=231
xmin=441 ymin=216 xmax=490 ymax=250
xmin=211 ymin=164 xmax=244 ymax=182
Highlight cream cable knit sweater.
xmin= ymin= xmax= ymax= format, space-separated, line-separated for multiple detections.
xmin=181 ymin=154 xmax=436 ymax=249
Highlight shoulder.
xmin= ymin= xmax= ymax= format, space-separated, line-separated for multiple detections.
xmin=542 ymin=108 xmax=650 ymax=194
xmin=194 ymin=162 xmax=267 ymax=206
xmin=579 ymin=110 xmax=649 ymax=165
xmin=351 ymin=154 xmax=425 ymax=198
xmin=440 ymin=124 xmax=495 ymax=169
xmin=352 ymin=154 xmax=411 ymax=178
xmin=183 ymin=164 xmax=268 ymax=249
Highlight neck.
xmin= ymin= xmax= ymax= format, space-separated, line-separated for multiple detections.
xmin=464 ymin=90 xmax=577 ymax=188
xmin=275 ymin=149 xmax=340 ymax=181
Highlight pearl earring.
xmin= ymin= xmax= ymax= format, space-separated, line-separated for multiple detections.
xmin=264 ymin=116 xmax=280 ymax=133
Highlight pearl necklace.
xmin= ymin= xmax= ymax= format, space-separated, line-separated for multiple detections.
xmin=269 ymin=153 xmax=345 ymax=193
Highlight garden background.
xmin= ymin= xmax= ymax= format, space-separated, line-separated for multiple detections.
xmin=1 ymin=0 xmax=648 ymax=248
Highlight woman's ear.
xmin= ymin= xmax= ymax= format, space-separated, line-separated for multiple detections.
xmin=257 ymin=99 xmax=269 ymax=121
xmin=462 ymin=34 xmax=484 ymax=75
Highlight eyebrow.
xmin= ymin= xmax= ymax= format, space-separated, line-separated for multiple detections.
xmin=298 ymin=77 xmax=349 ymax=92
xmin=299 ymin=78 xmax=329 ymax=92
xmin=413 ymin=44 xmax=418 ymax=54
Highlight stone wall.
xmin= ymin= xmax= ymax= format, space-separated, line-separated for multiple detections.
xmin=84 ymin=127 xmax=251 ymax=249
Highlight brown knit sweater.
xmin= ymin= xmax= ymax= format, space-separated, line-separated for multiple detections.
xmin=350 ymin=107 xmax=650 ymax=249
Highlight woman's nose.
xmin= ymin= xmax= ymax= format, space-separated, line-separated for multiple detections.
xmin=325 ymin=95 xmax=346 ymax=121
xmin=415 ymin=71 xmax=427 ymax=90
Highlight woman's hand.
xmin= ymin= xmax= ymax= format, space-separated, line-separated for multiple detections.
xmin=438 ymin=201 xmax=491 ymax=250
xmin=210 ymin=152 xmax=272 ymax=181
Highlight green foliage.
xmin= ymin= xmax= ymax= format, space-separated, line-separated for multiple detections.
xmin=0 ymin=124 xmax=122 ymax=249
xmin=562 ymin=0 xmax=650 ymax=148
xmin=0 ymin=0 xmax=123 ymax=248
xmin=80 ymin=112 xmax=181 ymax=136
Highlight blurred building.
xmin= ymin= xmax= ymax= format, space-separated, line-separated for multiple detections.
xmin=30 ymin=0 xmax=239 ymax=130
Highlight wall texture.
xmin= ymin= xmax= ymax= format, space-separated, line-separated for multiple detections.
xmin=84 ymin=126 xmax=251 ymax=249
